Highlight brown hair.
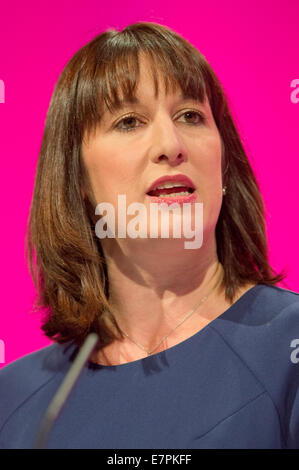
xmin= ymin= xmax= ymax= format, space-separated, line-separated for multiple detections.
xmin=25 ymin=21 xmax=288 ymax=352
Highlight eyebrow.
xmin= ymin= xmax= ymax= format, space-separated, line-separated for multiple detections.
xmin=105 ymin=92 xmax=205 ymax=115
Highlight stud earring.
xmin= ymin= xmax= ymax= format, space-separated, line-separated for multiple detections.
xmin=222 ymin=186 xmax=227 ymax=195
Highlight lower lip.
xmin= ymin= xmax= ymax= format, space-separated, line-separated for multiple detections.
xmin=146 ymin=191 xmax=197 ymax=205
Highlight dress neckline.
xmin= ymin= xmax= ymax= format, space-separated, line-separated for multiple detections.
xmin=85 ymin=283 xmax=262 ymax=371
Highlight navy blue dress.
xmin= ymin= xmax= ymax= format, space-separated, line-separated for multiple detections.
xmin=0 ymin=284 xmax=299 ymax=449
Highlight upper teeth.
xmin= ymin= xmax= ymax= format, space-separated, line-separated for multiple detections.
xmin=155 ymin=182 xmax=187 ymax=190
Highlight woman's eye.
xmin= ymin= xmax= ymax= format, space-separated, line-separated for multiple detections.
xmin=114 ymin=110 xmax=205 ymax=133
xmin=179 ymin=111 xmax=205 ymax=125
xmin=115 ymin=115 xmax=141 ymax=132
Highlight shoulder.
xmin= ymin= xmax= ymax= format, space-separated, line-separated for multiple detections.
xmin=212 ymin=283 xmax=299 ymax=361
xmin=0 ymin=341 xmax=76 ymax=435
xmin=212 ymin=283 xmax=299 ymax=448
xmin=215 ymin=283 xmax=299 ymax=336
xmin=212 ymin=283 xmax=299 ymax=368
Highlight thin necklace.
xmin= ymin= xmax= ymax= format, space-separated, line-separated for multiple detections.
xmin=121 ymin=262 xmax=224 ymax=356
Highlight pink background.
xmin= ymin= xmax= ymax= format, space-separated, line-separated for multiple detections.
xmin=0 ymin=0 xmax=298 ymax=367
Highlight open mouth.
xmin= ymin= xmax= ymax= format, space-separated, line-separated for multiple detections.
xmin=147 ymin=185 xmax=195 ymax=198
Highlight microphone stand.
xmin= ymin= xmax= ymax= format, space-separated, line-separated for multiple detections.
xmin=32 ymin=332 xmax=99 ymax=449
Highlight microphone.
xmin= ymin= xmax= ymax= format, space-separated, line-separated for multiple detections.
xmin=32 ymin=332 xmax=99 ymax=449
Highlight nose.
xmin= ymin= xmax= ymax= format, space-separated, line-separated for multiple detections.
xmin=149 ymin=115 xmax=188 ymax=166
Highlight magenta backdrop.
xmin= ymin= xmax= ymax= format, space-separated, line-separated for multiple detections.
xmin=0 ymin=0 xmax=298 ymax=367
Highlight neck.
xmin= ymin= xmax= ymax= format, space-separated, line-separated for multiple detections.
xmin=100 ymin=234 xmax=225 ymax=349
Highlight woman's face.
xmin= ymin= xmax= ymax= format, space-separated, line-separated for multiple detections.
xmin=81 ymin=55 xmax=224 ymax=246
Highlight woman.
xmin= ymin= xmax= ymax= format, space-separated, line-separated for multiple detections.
xmin=0 ymin=22 xmax=298 ymax=449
